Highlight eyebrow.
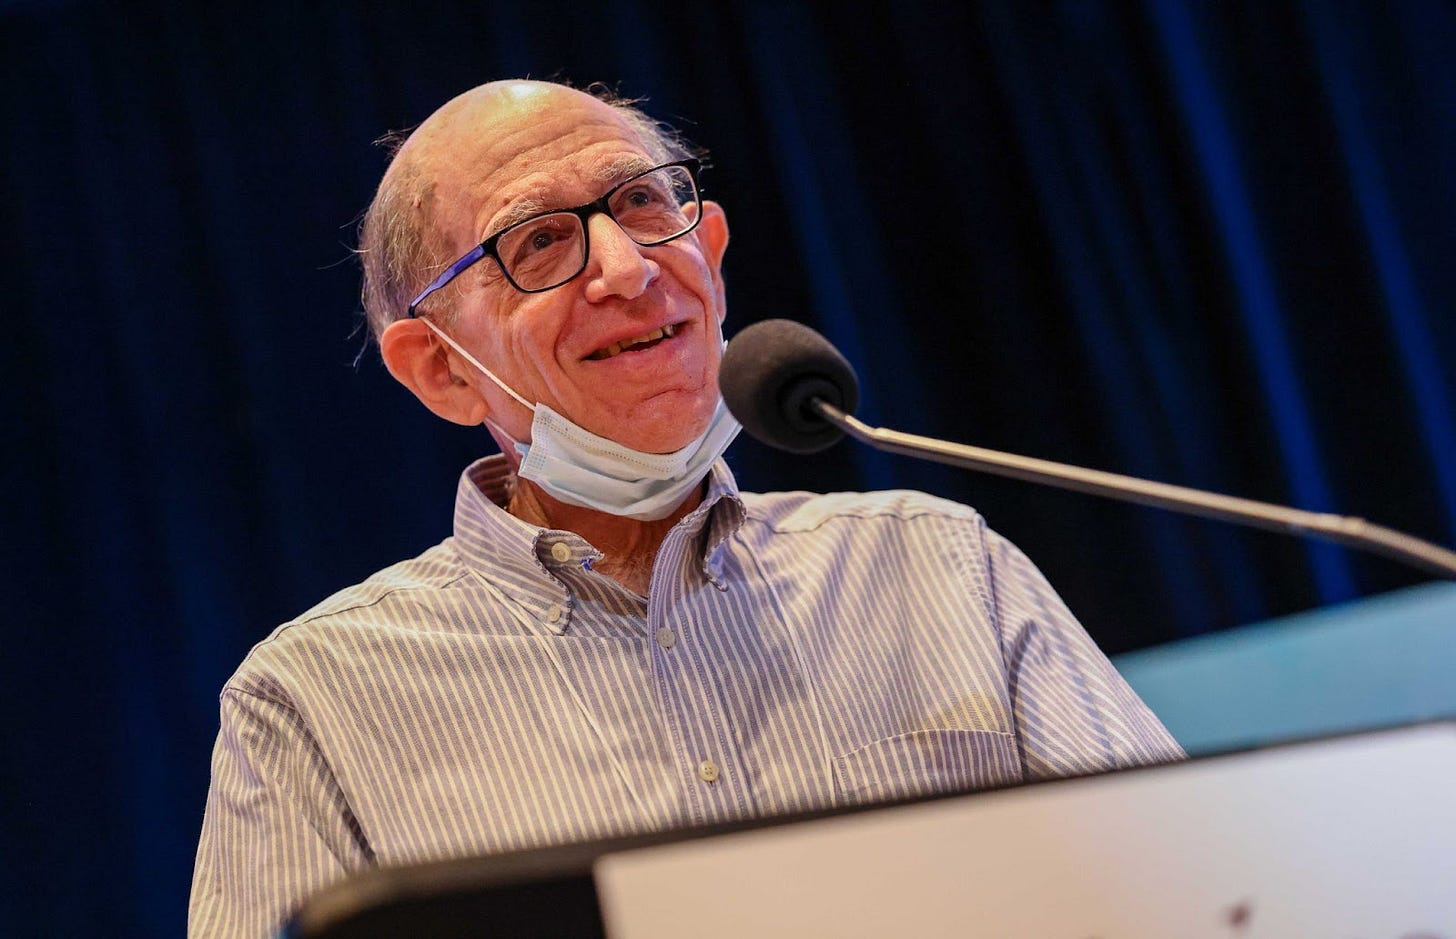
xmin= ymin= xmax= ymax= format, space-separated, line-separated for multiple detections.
xmin=484 ymin=199 xmax=546 ymax=239
xmin=592 ymin=155 xmax=657 ymax=184
xmin=482 ymin=157 xmax=661 ymax=240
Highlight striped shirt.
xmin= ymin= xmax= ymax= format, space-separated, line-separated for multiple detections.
xmin=188 ymin=455 xmax=1183 ymax=937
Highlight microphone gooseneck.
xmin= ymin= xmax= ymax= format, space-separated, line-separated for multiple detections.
xmin=718 ymin=318 xmax=1456 ymax=578
xmin=719 ymin=319 xmax=860 ymax=454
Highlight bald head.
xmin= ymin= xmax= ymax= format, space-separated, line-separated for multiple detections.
xmin=358 ymin=81 xmax=688 ymax=342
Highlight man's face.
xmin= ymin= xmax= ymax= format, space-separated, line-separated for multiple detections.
xmin=412 ymin=83 xmax=729 ymax=455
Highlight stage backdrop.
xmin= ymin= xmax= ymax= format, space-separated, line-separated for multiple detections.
xmin=2 ymin=1 xmax=1453 ymax=934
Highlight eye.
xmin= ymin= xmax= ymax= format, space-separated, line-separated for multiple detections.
xmin=624 ymin=187 xmax=656 ymax=208
xmin=500 ymin=214 xmax=578 ymax=268
xmin=615 ymin=180 xmax=668 ymax=214
xmin=518 ymin=221 xmax=570 ymax=254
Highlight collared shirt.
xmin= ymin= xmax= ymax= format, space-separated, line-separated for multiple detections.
xmin=189 ymin=456 xmax=1183 ymax=937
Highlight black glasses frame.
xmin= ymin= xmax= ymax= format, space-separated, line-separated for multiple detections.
xmin=406 ymin=158 xmax=702 ymax=317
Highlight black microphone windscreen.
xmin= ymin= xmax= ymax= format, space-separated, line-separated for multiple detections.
xmin=719 ymin=319 xmax=860 ymax=454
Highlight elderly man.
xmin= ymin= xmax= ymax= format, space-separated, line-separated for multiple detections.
xmin=189 ymin=80 xmax=1182 ymax=936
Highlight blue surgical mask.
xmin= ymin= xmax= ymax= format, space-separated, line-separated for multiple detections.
xmin=421 ymin=319 xmax=740 ymax=521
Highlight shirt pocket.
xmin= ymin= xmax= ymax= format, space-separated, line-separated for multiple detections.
xmin=834 ymin=729 xmax=1023 ymax=805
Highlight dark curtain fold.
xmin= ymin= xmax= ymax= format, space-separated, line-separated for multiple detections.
xmin=2 ymin=0 xmax=1453 ymax=933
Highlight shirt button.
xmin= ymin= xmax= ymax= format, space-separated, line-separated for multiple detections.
xmin=698 ymin=759 xmax=720 ymax=783
xmin=550 ymin=542 xmax=572 ymax=562
xmin=655 ymin=627 xmax=676 ymax=649
xmin=545 ymin=604 xmax=563 ymax=624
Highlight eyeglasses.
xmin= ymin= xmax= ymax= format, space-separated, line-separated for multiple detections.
xmin=406 ymin=158 xmax=702 ymax=316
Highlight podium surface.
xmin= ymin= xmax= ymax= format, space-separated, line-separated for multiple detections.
xmin=290 ymin=722 xmax=1456 ymax=938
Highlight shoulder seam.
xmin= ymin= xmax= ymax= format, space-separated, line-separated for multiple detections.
xmin=219 ymin=682 xmax=299 ymax=711
xmin=240 ymin=570 xmax=476 ymax=665
xmin=743 ymin=503 xmax=981 ymax=535
xmin=289 ymin=570 xmax=475 ymax=627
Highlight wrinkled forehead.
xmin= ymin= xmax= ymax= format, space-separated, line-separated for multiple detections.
xmin=402 ymin=84 xmax=660 ymax=245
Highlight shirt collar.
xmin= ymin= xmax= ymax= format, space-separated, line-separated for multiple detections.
xmin=451 ymin=454 xmax=746 ymax=599
xmin=697 ymin=459 xmax=745 ymax=588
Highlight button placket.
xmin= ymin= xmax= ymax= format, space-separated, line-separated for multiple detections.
xmin=646 ymin=526 xmax=748 ymax=819
xmin=540 ymin=597 xmax=572 ymax=633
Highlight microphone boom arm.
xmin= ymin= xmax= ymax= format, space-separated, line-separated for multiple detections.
xmin=812 ymin=399 xmax=1456 ymax=579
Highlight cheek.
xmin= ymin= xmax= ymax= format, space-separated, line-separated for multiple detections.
xmin=501 ymin=299 xmax=577 ymax=387
xmin=449 ymin=298 xmax=530 ymax=383
xmin=663 ymin=252 xmax=719 ymax=307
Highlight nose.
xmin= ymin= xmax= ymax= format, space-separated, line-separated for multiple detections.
xmin=582 ymin=213 xmax=659 ymax=302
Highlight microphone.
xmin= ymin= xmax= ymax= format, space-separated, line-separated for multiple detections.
xmin=719 ymin=319 xmax=1456 ymax=578
xmin=719 ymin=319 xmax=860 ymax=454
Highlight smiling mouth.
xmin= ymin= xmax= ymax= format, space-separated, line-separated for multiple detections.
xmin=586 ymin=323 xmax=680 ymax=360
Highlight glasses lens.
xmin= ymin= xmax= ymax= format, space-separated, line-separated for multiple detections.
xmin=610 ymin=165 xmax=699 ymax=246
xmin=497 ymin=213 xmax=587 ymax=291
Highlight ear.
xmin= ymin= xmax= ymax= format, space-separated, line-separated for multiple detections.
xmin=696 ymin=200 xmax=730 ymax=322
xmin=380 ymin=317 xmax=491 ymax=426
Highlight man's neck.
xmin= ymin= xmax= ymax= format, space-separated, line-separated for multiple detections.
xmin=506 ymin=479 xmax=704 ymax=597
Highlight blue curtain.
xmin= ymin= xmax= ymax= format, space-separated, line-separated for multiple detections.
xmin=2 ymin=0 xmax=1452 ymax=933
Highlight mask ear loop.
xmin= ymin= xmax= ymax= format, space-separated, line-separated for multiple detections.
xmin=420 ymin=318 xmax=537 ymax=414
xmin=483 ymin=415 xmax=526 ymax=453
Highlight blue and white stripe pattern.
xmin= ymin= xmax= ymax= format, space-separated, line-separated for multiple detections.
xmin=189 ymin=455 xmax=1183 ymax=937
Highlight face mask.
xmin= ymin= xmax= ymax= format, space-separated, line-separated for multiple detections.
xmin=421 ymin=319 xmax=741 ymax=521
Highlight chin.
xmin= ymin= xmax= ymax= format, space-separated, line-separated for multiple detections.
xmin=633 ymin=428 xmax=705 ymax=455
xmin=633 ymin=411 xmax=716 ymax=455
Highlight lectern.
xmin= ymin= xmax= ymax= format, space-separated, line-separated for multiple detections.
xmin=286 ymin=722 xmax=1456 ymax=938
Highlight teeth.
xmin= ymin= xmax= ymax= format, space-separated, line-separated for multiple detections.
xmin=590 ymin=324 xmax=678 ymax=360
